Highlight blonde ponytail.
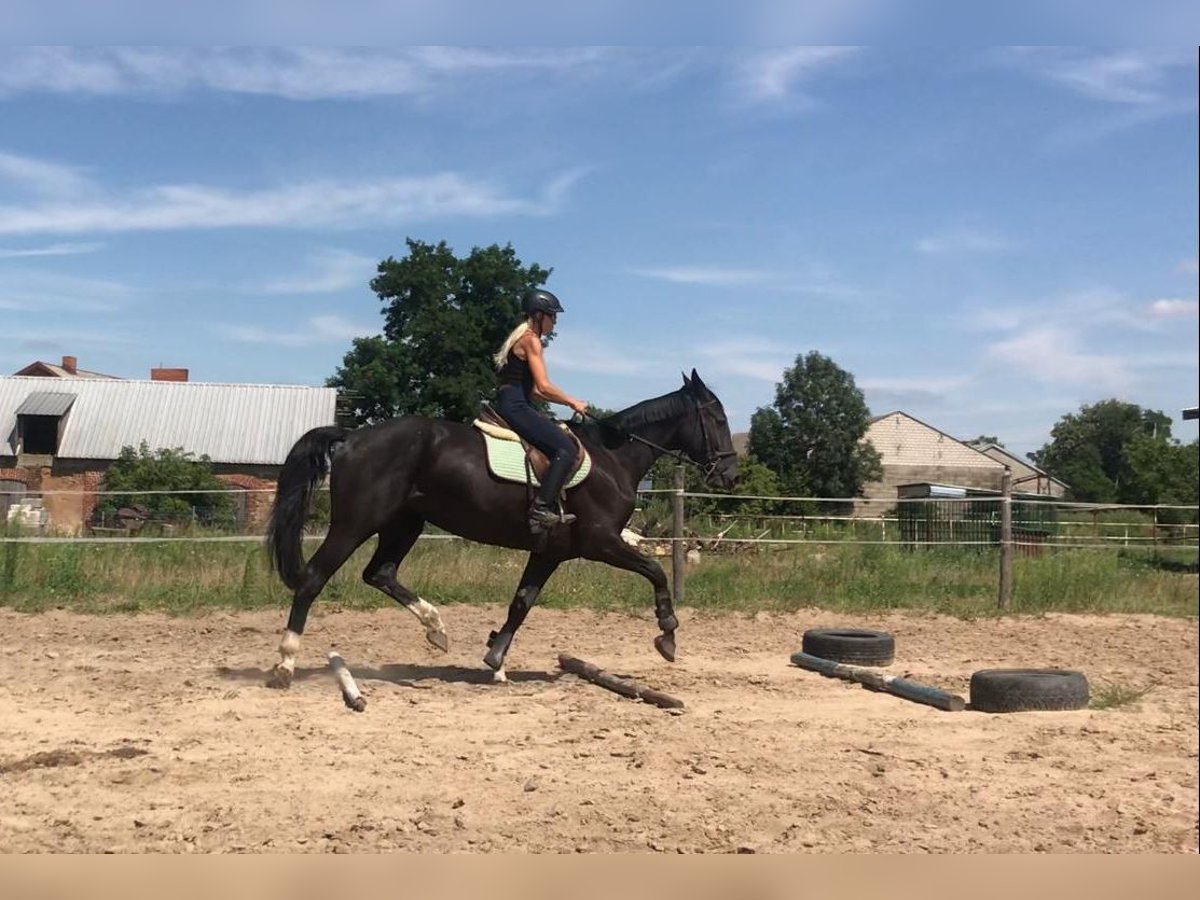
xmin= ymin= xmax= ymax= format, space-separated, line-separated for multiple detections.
xmin=493 ymin=321 xmax=531 ymax=369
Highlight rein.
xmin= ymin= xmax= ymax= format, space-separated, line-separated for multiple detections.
xmin=583 ymin=396 xmax=735 ymax=480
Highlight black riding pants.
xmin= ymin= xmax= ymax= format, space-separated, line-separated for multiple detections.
xmin=495 ymin=385 xmax=576 ymax=462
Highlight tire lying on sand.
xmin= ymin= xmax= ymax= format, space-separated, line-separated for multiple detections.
xmin=969 ymin=669 xmax=1090 ymax=713
xmin=801 ymin=628 xmax=895 ymax=667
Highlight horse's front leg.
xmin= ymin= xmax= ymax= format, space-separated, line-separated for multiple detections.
xmin=583 ymin=535 xmax=677 ymax=662
xmin=483 ymin=552 xmax=561 ymax=682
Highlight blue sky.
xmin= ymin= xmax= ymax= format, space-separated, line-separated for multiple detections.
xmin=1 ymin=47 xmax=1196 ymax=459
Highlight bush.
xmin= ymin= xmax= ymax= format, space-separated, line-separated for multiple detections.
xmin=95 ymin=442 xmax=236 ymax=530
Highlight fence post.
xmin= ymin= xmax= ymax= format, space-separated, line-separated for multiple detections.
xmin=672 ymin=465 xmax=686 ymax=607
xmin=998 ymin=468 xmax=1013 ymax=610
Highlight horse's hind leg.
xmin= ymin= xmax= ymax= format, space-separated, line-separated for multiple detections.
xmin=483 ymin=552 xmax=561 ymax=682
xmin=362 ymin=514 xmax=448 ymax=652
xmin=268 ymin=527 xmax=367 ymax=689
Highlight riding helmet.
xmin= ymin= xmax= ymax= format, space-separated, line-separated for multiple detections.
xmin=523 ymin=288 xmax=564 ymax=317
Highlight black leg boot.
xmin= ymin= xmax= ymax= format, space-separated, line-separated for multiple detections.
xmin=529 ymin=451 xmax=577 ymax=532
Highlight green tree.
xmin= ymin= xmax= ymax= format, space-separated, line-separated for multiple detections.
xmin=1031 ymin=400 xmax=1174 ymax=503
xmin=96 ymin=442 xmax=234 ymax=528
xmin=747 ymin=351 xmax=882 ymax=507
xmin=328 ymin=239 xmax=551 ymax=424
xmin=1123 ymin=433 xmax=1200 ymax=522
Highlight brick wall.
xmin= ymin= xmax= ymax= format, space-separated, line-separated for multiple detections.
xmin=216 ymin=472 xmax=277 ymax=531
xmin=0 ymin=459 xmax=279 ymax=533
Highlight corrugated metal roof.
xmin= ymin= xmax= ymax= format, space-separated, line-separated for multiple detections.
xmin=0 ymin=376 xmax=337 ymax=465
xmin=15 ymin=391 xmax=78 ymax=416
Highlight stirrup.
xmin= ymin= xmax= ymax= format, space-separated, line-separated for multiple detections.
xmin=529 ymin=505 xmax=576 ymax=533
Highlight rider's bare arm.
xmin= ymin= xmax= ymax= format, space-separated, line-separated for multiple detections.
xmin=523 ymin=334 xmax=588 ymax=414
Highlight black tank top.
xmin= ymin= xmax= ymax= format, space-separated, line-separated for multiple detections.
xmin=497 ymin=349 xmax=534 ymax=397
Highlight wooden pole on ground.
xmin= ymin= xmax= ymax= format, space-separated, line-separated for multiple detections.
xmin=558 ymin=654 xmax=684 ymax=710
xmin=790 ymin=651 xmax=965 ymax=712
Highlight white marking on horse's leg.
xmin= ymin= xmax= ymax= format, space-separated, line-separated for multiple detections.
xmin=278 ymin=629 xmax=302 ymax=675
xmin=492 ymin=666 xmax=508 ymax=684
xmin=408 ymin=597 xmax=449 ymax=651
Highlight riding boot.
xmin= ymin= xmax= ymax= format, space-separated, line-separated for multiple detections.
xmin=529 ymin=451 xmax=577 ymax=532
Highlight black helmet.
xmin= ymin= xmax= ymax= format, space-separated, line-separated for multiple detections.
xmin=523 ymin=288 xmax=564 ymax=317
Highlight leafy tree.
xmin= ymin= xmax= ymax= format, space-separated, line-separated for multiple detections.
xmin=96 ymin=442 xmax=234 ymax=527
xmin=1031 ymin=400 xmax=1174 ymax=503
xmin=1123 ymin=433 xmax=1199 ymax=523
xmin=328 ymin=239 xmax=551 ymax=424
xmin=747 ymin=351 xmax=882 ymax=507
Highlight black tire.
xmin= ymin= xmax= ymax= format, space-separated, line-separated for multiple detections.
xmin=801 ymin=628 xmax=895 ymax=667
xmin=969 ymin=669 xmax=1090 ymax=713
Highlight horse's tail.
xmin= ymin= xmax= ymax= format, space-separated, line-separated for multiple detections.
xmin=266 ymin=425 xmax=349 ymax=591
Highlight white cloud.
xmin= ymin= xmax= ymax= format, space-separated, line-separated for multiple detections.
xmin=963 ymin=287 xmax=1193 ymax=336
xmin=218 ymin=314 xmax=375 ymax=347
xmin=257 ymin=248 xmax=377 ymax=295
xmin=1147 ymin=298 xmax=1199 ymax=319
xmin=0 ymin=267 xmax=132 ymax=311
xmin=544 ymin=332 xmax=649 ymax=376
xmin=999 ymin=48 xmax=1195 ymax=106
xmin=859 ymin=375 xmax=971 ymax=394
xmin=629 ymin=266 xmax=778 ymax=288
xmin=696 ymin=337 xmax=793 ymax=382
xmin=0 ymin=241 xmax=101 ymax=259
xmin=0 ymin=167 xmax=583 ymax=235
xmin=986 ymin=326 xmax=1132 ymax=391
xmin=0 ymin=47 xmax=621 ymax=100
xmin=735 ymin=46 xmax=860 ymax=105
xmin=915 ymin=228 xmax=1011 ymax=255
xmin=0 ymin=151 xmax=96 ymax=199
xmin=629 ymin=263 xmax=872 ymax=299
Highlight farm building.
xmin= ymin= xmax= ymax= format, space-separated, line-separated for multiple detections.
xmin=0 ymin=374 xmax=337 ymax=533
xmin=13 ymin=354 xmax=121 ymax=380
xmin=969 ymin=442 xmax=1067 ymax=498
xmin=855 ymin=411 xmax=1006 ymax=515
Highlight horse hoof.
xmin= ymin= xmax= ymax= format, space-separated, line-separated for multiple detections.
xmin=266 ymin=665 xmax=293 ymax=690
xmin=654 ymin=632 xmax=677 ymax=663
xmin=426 ymin=629 xmax=450 ymax=653
xmin=483 ymin=633 xmax=511 ymax=671
xmin=492 ymin=668 xmax=508 ymax=684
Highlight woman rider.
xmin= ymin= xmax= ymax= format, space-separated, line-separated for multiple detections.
xmin=493 ymin=288 xmax=589 ymax=532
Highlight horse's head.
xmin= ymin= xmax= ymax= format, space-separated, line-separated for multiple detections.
xmin=681 ymin=369 xmax=739 ymax=490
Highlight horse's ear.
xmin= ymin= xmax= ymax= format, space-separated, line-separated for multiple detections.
xmin=690 ymin=369 xmax=707 ymax=391
xmin=681 ymin=370 xmax=691 ymax=387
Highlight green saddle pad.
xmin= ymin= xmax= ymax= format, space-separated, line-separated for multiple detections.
xmin=481 ymin=432 xmax=592 ymax=488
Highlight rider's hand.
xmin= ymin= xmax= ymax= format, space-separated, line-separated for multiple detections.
xmin=570 ymin=399 xmax=589 ymax=416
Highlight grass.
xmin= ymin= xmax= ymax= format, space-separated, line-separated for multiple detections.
xmin=0 ymin=536 xmax=1196 ymax=618
xmin=1089 ymin=682 xmax=1152 ymax=710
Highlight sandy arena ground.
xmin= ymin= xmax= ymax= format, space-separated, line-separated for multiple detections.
xmin=0 ymin=604 xmax=1196 ymax=853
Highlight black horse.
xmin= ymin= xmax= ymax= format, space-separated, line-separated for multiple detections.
xmin=264 ymin=369 xmax=738 ymax=686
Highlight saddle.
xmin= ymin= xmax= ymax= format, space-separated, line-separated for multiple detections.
xmin=473 ymin=402 xmax=590 ymax=488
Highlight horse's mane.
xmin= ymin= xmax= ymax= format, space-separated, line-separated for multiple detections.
xmin=575 ymin=389 xmax=691 ymax=450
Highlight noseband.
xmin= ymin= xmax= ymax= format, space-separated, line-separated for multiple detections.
xmin=692 ymin=397 xmax=738 ymax=481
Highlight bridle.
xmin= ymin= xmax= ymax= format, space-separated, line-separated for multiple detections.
xmin=586 ymin=394 xmax=735 ymax=482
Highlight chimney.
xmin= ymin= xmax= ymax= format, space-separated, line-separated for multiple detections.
xmin=61 ymin=355 xmax=77 ymax=374
xmin=151 ymin=367 xmax=189 ymax=382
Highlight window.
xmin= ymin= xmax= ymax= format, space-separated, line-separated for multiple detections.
xmin=19 ymin=415 xmax=60 ymax=455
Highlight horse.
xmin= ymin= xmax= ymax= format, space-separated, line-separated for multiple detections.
xmin=263 ymin=369 xmax=738 ymax=686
